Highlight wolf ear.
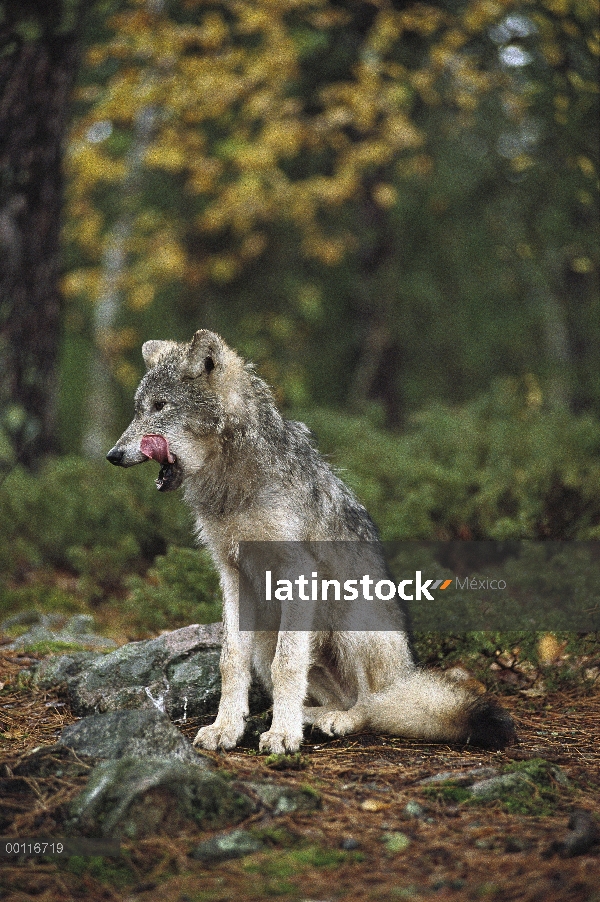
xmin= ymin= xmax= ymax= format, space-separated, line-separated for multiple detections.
xmin=142 ymin=340 xmax=178 ymax=370
xmin=181 ymin=329 xmax=224 ymax=381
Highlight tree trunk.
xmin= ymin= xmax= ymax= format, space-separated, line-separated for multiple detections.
xmin=82 ymin=106 xmax=161 ymax=458
xmin=82 ymin=0 xmax=165 ymax=458
xmin=0 ymin=2 xmax=81 ymax=467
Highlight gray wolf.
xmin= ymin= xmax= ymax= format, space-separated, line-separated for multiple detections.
xmin=107 ymin=330 xmax=516 ymax=754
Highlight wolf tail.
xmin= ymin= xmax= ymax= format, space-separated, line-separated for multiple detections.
xmin=366 ymin=669 xmax=516 ymax=749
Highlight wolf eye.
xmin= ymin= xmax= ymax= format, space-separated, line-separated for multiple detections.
xmin=153 ymin=401 xmax=166 ymax=412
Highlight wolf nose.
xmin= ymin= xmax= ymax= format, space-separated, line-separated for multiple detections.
xmin=106 ymin=447 xmax=125 ymax=465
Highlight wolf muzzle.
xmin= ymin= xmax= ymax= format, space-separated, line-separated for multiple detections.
xmin=107 ymin=442 xmax=182 ymax=490
xmin=106 ymin=446 xmax=125 ymax=465
xmin=106 ymin=444 xmax=150 ymax=467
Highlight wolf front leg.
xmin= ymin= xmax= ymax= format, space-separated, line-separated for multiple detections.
xmin=259 ymin=630 xmax=311 ymax=754
xmin=193 ymin=574 xmax=251 ymax=751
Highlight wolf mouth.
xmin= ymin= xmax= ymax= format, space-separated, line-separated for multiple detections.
xmin=140 ymin=433 xmax=182 ymax=491
xmin=155 ymin=459 xmax=182 ymax=492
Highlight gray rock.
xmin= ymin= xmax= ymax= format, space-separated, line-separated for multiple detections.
xmin=6 ymin=624 xmax=117 ymax=651
xmin=68 ymin=756 xmax=255 ymax=839
xmin=190 ymin=829 xmax=265 ymax=863
xmin=64 ymin=623 xmax=222 ymax=716
xmin=6 ymin=624 xmax=57 ymax=648
xmin=34 ymin=652 xmax=102 ymax=688
xmin=1 ymin=609 xmax=62 ymax=631
xmin=33 ymin=622 xmax=270 ymax=722
xmin=244 ymin=781 xmax=321 ymax=815
xmin=58 ymin=709 xmax=206 ymax=766
xmin=5 ymin=610 xmax=117 ymax=651
xmin=418 ymin=766 xmax=498 ymax=786
xmin=469 ymin=772 xmax=529 ymax=799
xmin=64 ymin=615 xmax=96 ymax=635
xmin=562 ymin=811 xmax=599 ymax=857
xmin=340 ymin=837 xmax=360 ymax=851
xmin=164 ymin=648 xmax=222 ymax=719
xmin=551 ymin=765 xmax=570 ymax=787
xmin=543 ymin=810 xmax=600 ymax=859
xmin=62 ymin=624 xmax=221 ymax=716
xmin=70 ymin=680 xmax=174 ymax=715
xmin=403 ymin=800 xmax=425 ymax=818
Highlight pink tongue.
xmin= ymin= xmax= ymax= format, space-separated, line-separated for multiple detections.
xmin=140 ymin=434 xmax=175 ymax=464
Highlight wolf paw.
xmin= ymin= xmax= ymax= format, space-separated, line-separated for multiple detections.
xmin=258 ymin=728 xmax=302 ymax=755
xmin=193 ymin=722 xmax=243 ymax=751
xmin=313 ymin=709 xmax=356 ymax=737
xmin=303 ymin=705 xmax=334 ymax=725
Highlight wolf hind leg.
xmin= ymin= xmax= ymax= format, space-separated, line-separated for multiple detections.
xmin=311 ymin=702 xmax=370 ymax=737
xmin=302 ymin=655 xmax=362 ymax=731
xmin=303 ymin=704 xmax=342 ymax=726
xmin=309 ymin=649 xmax=373 ymax=737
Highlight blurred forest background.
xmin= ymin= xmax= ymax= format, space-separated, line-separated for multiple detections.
xmin=0 ymin=0 xmax=599 ymax=637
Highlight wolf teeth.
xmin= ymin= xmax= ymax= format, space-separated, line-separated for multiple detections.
xmin=156 ymin=462 xmax=172 ymax=491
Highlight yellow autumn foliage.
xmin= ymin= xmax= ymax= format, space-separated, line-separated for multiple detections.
xmin=63 ymin=0 xmax=598 ymax=307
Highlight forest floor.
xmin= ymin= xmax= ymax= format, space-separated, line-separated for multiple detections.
xmin=0 ymin=646 xmax=599 ymax=902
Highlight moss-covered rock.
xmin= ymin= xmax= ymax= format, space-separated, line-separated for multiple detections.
xmin=69 ymin=756 xmax=255 ymax=839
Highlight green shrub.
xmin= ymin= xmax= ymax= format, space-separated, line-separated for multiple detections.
xmin=0 ymin=458 xmax=217 ymax=630
xmin=3 ymin=381 xmax=600 ymax=638
xmin=299 ymin=379 xmax=600 ymax=541
xmin=0 ymin=456 xmax=193 ymax=592
xmin=122 ymin=545 xmax=221 ymax=634
xmin=0 ymin=585 xmax=82 ymax=622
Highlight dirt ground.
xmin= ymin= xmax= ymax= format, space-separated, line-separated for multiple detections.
xmin=0 ymin=649 xmax=599 ymax=902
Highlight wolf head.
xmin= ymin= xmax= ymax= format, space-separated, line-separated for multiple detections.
xmin=106 ymin=329 xmax=249 ymax=491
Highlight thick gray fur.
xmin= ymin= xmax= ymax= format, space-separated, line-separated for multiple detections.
xmin=108 ymin=330 xmax=516 ymax=754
